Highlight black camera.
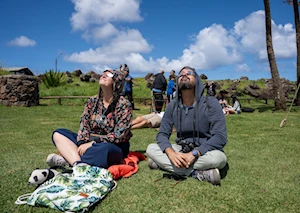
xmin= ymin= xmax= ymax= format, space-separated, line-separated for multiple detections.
xmin=177 ymin=139 xmax=195 ymax=153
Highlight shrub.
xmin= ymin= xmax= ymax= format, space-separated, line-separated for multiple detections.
xmin=42 ymin=70 xmax=66 ymax=88
xmin=0 ymin=66 xmax=9 ymax=76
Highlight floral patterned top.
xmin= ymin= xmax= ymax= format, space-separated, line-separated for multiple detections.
xmin=77 ymin=96 xmax=132 ymax=145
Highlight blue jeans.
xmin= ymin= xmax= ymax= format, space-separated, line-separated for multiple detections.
xmin=52 ymin=128 xmax=130 ymax=168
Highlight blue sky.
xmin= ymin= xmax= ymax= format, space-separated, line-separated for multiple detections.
xmin=0 ymin=0 xmax=298 ymax=80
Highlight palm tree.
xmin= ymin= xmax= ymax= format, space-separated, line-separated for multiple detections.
xmin=285 ymin=0 xmax=300 ymax=106
xmin=263 ymin=0 xmax=287 ymax=110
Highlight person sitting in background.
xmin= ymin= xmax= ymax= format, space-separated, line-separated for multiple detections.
xmin=131 ymin=112 xmax=165 ymax=129
xmin=217 ymin=90 xmax=229 ymax=115
xmin=226 ymin=95 xmax=241 ymax=114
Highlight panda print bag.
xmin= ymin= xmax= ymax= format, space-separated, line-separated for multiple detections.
xmin=16 ymin=165 xmax=116 ymax=212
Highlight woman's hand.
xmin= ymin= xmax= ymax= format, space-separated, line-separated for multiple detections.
xmin=78 ymin=141 xmax=94 ymax=156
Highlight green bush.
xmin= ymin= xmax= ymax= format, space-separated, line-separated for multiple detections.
xmin=42 ymin=70 xmax=67 ymax=88
xmin=0 ymin=67 xmax=9 ymax=76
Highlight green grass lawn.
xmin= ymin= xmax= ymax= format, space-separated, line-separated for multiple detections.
xmin=1 ymin=103 xmax=300 ymax=213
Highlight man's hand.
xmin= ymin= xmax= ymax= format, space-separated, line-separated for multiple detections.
xmin=185 ymin=152 xmax=197 ymax=165
xmin=165 ymin=148 xmax=193 ymax=168
xmin=77 ymin=142 xmax=94 ymax=156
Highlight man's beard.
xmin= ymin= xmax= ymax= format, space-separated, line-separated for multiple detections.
xmin=178 ymin=81 xmax=195 ymax=90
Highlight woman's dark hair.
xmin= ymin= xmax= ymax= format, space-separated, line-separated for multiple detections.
xmin=231 ymin=95 xmax=241 ymax=108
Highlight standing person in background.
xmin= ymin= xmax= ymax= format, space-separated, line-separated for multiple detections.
xmin=123 ymin=66 xmax=136 ymax=110
xmin=205 ymin=81 xmax=216 ymax=97
xmin=123 ymin=64 xmax=129 ymax=73
xmin=169 ymin=70 xmax=176 ymax=80
xmin=167 ymin=75 xmax=176 ymax=103
xmin=152 ymin=69 xmax=167 ymax=113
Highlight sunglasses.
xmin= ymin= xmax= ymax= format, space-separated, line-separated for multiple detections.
xmin=101 ymin=70 xmax=114 ymax=78
xmin=178 ymin=70 xmax=195 ymax=78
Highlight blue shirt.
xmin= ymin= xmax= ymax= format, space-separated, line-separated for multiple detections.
xmin=123 ymin=75 xmax=133 ymax=92
xmin=167 ymin=80 xmax=175 ymax=95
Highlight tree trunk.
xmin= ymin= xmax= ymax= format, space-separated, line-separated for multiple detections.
xmin=264 ymin=0 xmax=287 ymax=110
xmin=292 ymin=0 xmax=300 ymax=105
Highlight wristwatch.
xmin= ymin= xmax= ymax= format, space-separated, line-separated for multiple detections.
xmin=192 ymin=149 xmax=199 ymax=158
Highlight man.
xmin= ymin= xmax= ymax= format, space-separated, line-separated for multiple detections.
xmin=152 ymin=69 xmax=167 ymax=112
xmin=122 ymin=66 xmax=135 ymax=110
xmin=146 ymin=66 xmax=227 ymax=185
xmin=131 ymin=111 xmax=164 ymax=129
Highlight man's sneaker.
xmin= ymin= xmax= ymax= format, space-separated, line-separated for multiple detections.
xmin=194 ymin=168 xmax=221 ymax=186
xmin=148 ymin=158 xmax=159 ymax=169
xmin=46 ymin=153 xmax=69 ymax=167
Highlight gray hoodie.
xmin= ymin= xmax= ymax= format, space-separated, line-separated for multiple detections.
xmin=156 ymin=68 xmax=227 ymax=155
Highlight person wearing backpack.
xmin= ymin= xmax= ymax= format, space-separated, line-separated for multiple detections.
xmin=146 ymin=66 xmax=228 ymax=186
xmin=152 ymin=69 xmax=167 ymax=112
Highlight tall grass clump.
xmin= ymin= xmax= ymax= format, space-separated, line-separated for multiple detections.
xmin=0 ymin=67 xmax=9 ymax=76
xmin=41 ymin=70 xmax=67 ymax=88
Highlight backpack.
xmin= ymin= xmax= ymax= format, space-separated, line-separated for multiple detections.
xmin=241 ymin=107 xmax=255 ymax=113
xmin=16 ymin=165 xmax=116 ymax=212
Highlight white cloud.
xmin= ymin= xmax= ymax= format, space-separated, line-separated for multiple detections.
xmin=236 ymin=63 xmax=250 ymax=72
xmin=233 ymin=10 xmax=296 ymax=60
xmin=8 ymin=36 xmax=36 ymax=47
xmin=70 ymin=0 xmax=142 ymax=31
xmin=68 ymin=0 xmax=243 ymax=73
xmin=67 ymin=24 xmax=243 ymax=73
xmin=67 ymin=5 xmax=296 ymax=75
xmin=82 ymin=23 xmax=119 ymax=42
xmin=67 ymin=29 xmax=152 ymax=64
xmin=179 ymin=24 xmax=242 ymax=69
xmin=120 ymin=24 xmax=243 ymax=72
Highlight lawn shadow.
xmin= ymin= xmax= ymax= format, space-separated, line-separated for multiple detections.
xmin=256 ymin=105 xmax=274 ymax=113
xmin=220 ymin=162 xmax=230 ymax=180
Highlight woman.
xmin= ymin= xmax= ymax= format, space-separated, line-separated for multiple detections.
xmin=227 ymin=95 xmax=241 ymax=114
xmin=46 ymin=70 xmax=132 ymax=169
xmin=217 ymin=90 xmax=229 ymax=115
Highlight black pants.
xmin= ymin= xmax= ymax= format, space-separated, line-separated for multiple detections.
xmin=153 ymin=92 xmax=164 ymax=112
xmin=123 ymin=91 xmax=134 ymax=109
